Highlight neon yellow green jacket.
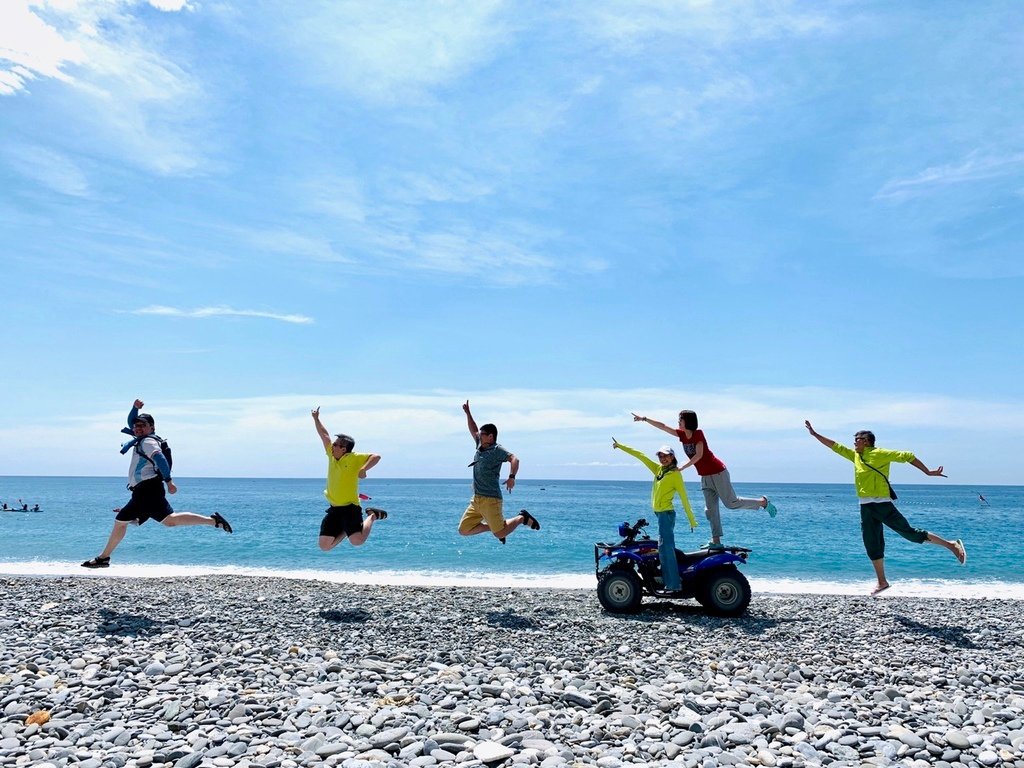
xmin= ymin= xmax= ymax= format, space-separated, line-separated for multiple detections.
xmin=616 ymin=443 xmax=697 ymax=527
xmin=831 ymin=443 xmax=916 ymax=498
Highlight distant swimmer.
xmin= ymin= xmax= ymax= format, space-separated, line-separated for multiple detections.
xmin=311 ymin=407 xmax=386 ymax=551
xmin=81 ymin=399 xmax=233 ymax=569
xmin=804 ymin=420 xmax=965 ymax=596
xmin=458 ymin=400 xmax=540 ymax=544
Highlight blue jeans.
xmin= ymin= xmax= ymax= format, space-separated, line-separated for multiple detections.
xmin=657 ymin=510 xmax=680 ymax=590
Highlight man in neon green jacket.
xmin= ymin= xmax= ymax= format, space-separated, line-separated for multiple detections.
xmin=805 ymin=420 xmax=965 ymax=595
xmin=613 ymin=439 xmax=697 ymax=592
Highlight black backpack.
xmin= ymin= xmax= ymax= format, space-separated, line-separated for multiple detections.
xmin=136 ymin=435 xmax=173 ymax=477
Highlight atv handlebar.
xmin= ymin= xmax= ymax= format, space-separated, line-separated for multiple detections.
xmin=621 ymin=518 xmax=648 ymax=542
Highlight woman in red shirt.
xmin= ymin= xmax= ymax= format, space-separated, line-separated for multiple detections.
xmin=633 ymin=409 xmax=777 ymax=549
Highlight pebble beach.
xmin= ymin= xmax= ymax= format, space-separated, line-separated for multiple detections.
xmin=1 ymin=576 xmax=1022 ymax=768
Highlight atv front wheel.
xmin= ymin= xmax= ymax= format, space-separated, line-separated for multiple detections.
xmin=597 ymin=568 xmax=643 ymax=613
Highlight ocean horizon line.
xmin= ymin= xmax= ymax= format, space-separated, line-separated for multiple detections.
xmin=2 ymin=561 xmax=1021 ymax=600
xmin=1 ymin=475 xmax=1017 ymax=488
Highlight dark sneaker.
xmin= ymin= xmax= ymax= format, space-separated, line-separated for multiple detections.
xmin=365 ymin=508 xmax=388 ymax=521
xmin=81 ymin=556 xmax=110 ymax=569
xmin=705 ymin=541 xmax=725 ymax=550
xmin=211 ymin=512 xmax=233 ymax=533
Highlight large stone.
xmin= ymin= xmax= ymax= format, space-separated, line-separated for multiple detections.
xmin=473 ymin=741 xmax=515 ymax=763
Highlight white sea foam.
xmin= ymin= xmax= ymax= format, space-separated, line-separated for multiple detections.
xmin=2 ymin=561 xmax=1022 ymax=599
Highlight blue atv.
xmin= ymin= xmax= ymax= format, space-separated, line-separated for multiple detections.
xmin=594 ymin=518 xmax=752 ymax=616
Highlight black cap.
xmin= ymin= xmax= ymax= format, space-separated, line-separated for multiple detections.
xmin=134 ymin=413 xmax=155 ymax=427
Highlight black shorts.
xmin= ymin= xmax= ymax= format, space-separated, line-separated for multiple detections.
xmin=320 ymin=504 xmax=364 ymax=538
xmin=117 ymin=478 xmax=173 ymax=525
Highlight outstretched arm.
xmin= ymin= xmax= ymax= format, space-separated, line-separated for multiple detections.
xmin=910 ymin=458 xmax=946 ymax=478
xmin=613 ymin=438 xmax=659 ymax=474
xmin=463 ymin=400 xmax=479 ymax=442
xmin=804 ymin=420 xmax=836 ymax=449
xmin=631 ymin=413 xmax=677 ymax=437
xmin=311 ymin=407 xmax=331 ymax=451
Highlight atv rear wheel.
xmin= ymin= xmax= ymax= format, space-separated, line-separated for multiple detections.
xmin=698 ymin=568 xmax=751 ymax=617
xmin=597 ymin=568 xmax=643 ymax=613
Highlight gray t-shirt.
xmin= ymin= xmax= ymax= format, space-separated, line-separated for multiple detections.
xmin=470 ymin=440 xmax=511 ymax=498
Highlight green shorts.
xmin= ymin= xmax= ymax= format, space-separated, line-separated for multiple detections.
xmin=859 ymin=501 xmax=928 ymax=560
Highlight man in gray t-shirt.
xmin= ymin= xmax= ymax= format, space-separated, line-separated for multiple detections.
xmin=457 ymin=400 xmax=541 ymax=543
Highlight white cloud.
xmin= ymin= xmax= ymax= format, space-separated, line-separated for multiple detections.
xmin=1 ymin=1 xmax=203 ymax=174
xmin=578 ymin=0 xmax=832 ymax=48
xmin=129 ymin=305 xmax=314 ymax=324
xmin=244 ymin=229 xmax=354 ymax=263
xmin=875 ymin=151 xmax=1024 ymax=202
xmin=0 ymin=1 xmax=85 ymax=94
xmin=386 ymin=170 xmax=495 ymax=205
xmin=2 ymin=386 xmax=1021 ymax=483
xmin=284 ymin=0 xmax=512 ymax=103
xmin=5 ymin=145 xmax=91 ymax=196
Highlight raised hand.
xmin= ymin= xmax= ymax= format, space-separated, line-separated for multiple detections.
xmin=134 ymin=399 xmax=144 ymax=409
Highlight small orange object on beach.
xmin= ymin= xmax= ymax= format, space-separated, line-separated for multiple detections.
xmin=26 ymin=710 xmax=50 ymax=726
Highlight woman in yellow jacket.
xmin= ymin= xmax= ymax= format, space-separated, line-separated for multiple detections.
xmin=613 ymin=439 xmax=698 ymax=592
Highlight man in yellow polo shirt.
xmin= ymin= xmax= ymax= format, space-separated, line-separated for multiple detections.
xmin=312 ymin=407 xmax=386 ymax=551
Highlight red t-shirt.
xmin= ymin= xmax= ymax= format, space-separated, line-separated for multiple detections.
xmin=675 ymin=429 xmax=727 ymax=476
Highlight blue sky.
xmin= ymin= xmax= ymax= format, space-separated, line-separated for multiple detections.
xmin=2 ymin=1 xmax=1022 ymax=484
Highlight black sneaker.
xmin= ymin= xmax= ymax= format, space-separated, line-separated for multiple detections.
xmin=81 ymin=556 xmax=110 ymax=569
xmin=365 ymin=508 xmax=388 ymax=521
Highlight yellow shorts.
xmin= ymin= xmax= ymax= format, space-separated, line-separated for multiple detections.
xmin=459 ymin=495 xmax=505 ymax=534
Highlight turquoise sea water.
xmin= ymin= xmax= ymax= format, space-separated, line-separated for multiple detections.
xmin=1 ymin=476 xmax=1021 ymax=595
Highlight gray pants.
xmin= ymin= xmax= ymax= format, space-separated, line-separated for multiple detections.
xmin=701 ymin=469 xmax=762 ymax=539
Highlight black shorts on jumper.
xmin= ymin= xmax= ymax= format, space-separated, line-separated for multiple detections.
xmin=319 ymin=504 xmax=364 ymax=538
xmin=116 ymin=478 xmax=173 ymax=525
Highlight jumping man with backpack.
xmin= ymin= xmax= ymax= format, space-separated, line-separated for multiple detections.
xmin=81 ymin=399 xmax=233 ymax=569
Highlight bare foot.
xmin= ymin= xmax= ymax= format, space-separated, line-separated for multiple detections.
xmin=953 ymin=539 xmax=967 ymax=565
xmin=871 ymin=582 xmax=891 ymax=596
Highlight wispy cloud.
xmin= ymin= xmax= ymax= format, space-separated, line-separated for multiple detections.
xmin=2 ymin=1 xmax=204 ymax=174
xmin=129 ymin=305 xmax=314 ymax=324
xmin=577 ymin=0 xmax=833 ymax=49
xmin=4 ymin=145 xmax=91 ymax=197
xmin=244 ymin=229 xmax=353 ymax=263
xmin=876 ymin=152 xmax=1024 ymax=202
xmin=0 ymin=1 xmax=84 ymax=95
xmin=283 ymin=0 xmax=512 ymax=103
xmin=3 ymin=386 xmax=1021 ymax=481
